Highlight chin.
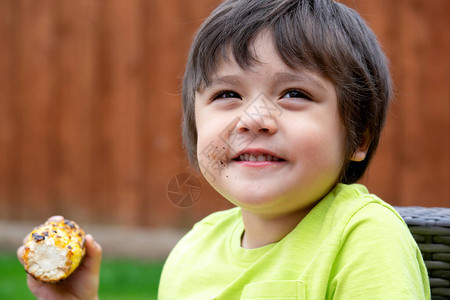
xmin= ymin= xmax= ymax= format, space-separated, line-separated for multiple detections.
xmin=226 ymin=187 xmax=289 ymax=211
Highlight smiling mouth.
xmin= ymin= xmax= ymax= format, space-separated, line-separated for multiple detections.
xmin=233 ymin=153 xmax=285 ymax=162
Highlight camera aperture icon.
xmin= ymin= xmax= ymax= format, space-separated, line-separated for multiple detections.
xmin=167 ymin=173 xmax=202 ymax=208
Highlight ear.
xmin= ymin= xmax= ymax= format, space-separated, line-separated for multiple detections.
xmin=350 ymin=133 xmax=370 ymax=162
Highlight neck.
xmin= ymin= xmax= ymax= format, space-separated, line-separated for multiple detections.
xmin=240 ymin=206 xmax=314 ymax=249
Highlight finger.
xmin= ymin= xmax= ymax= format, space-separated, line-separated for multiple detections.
xmin=26 ymin=273 xmax=43 ymax=291
xmin=17 ymin=245 xmax=25 ymax=265
xmin=47 ymin=215 xmax=64 ymax=222
xmin=83 ymin=234 xmax=102 ymax=274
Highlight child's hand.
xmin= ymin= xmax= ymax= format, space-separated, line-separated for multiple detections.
xmin=17 ymin=216 xmax=102 ymax=300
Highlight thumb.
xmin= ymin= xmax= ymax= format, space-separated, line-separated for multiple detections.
xmin=83 ymin=234 xmax=102 ymax=274
xmin=17 ymin=245 xmax=25 ymax=265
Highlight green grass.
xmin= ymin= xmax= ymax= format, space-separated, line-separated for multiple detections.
xmin=0 ymin=252 xmax=164 ymax=300
xmin=98 ymin=258 xmax=164 ymax=300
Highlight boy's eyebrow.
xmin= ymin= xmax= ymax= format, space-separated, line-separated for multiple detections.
xmin=203 ymin=75 xmax=242 ymax=90
xmin=272 ymin=72 xmax=327 ymax=92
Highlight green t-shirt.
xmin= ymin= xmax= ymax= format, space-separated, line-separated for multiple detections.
xmin=158 ymin=184 xmax=430 ymax=299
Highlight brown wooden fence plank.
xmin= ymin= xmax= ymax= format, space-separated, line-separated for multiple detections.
xmin=0 ymin=0 xmax=14 ymax=219
xmin=13 ymin=0 xmax=57 ymax=220
xmin=143 ymin=0 xmax=186 ymax=227
xmin=88 ymin=0 xmax=118 ymax=224
xmin=52 ymin=0 xmax=99 ymax=221
xmin=396 ymin=0 xmax=450 ymax=207
xmin=103 ymin=0 xmax=145 ymax=226
xmin=396 ymin=0 xmax=427 ymax=205
xmin=417 ymin=0 xmax=449 ymax=207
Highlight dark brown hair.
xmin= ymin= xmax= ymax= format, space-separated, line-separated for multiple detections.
xmin=182 ymin=0 xmax=392 ymax=183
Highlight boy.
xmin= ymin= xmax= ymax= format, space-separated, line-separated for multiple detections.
xmin=159 ymin=0 xmax=430 ymax=299
xmin=18 ymin=0 xmax=430 ymax=299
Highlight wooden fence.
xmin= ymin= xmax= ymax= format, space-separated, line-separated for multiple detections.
xmin=0 ymin=0 xmax=448 ymax=228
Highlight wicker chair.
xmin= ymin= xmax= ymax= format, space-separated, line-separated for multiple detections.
xmin=395 ymin=206 xmax=450 ymax=300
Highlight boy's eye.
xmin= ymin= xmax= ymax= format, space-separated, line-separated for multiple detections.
xmin=212 ymin=90 xmax=242 ymax=101
xmin=281 ymin=89 xmax=313 ymax=101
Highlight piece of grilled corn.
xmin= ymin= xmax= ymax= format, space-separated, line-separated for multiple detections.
xmin=22 ymin=218 xmax=86 ymax=283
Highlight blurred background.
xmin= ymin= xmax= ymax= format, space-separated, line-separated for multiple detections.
xmin=0 ymin=0 xmax=449 ymax=296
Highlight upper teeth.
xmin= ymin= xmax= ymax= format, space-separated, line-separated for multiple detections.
xmin=239 ymin=154 xmax=279 ymax=162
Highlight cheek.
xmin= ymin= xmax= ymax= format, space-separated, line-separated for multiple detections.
xmin=195 ymin=118 xmax=232 ymax=181
xmin=195 ymin=108 xmax=214 ymax=152
xmin=290 ymin=122 xmax=346 ymax=171
xmin=196 ymin=121 xmax=224 ymax=153
xmin=195 ymin=109 xmax=237 ymax=153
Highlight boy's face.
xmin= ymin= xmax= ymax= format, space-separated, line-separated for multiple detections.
xmin=195 ymin=33 xmax=347 ymax=218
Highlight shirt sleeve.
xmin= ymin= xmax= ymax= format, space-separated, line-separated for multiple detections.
xmin=328 ymin=202 xmax=431 ymax=300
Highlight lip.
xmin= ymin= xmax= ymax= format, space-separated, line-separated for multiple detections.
xmin=231 ymin=148 xmax=286 ymax=166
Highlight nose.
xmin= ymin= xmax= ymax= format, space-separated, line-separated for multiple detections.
xmin=236 ymin=94 xmax=280 ymax=134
